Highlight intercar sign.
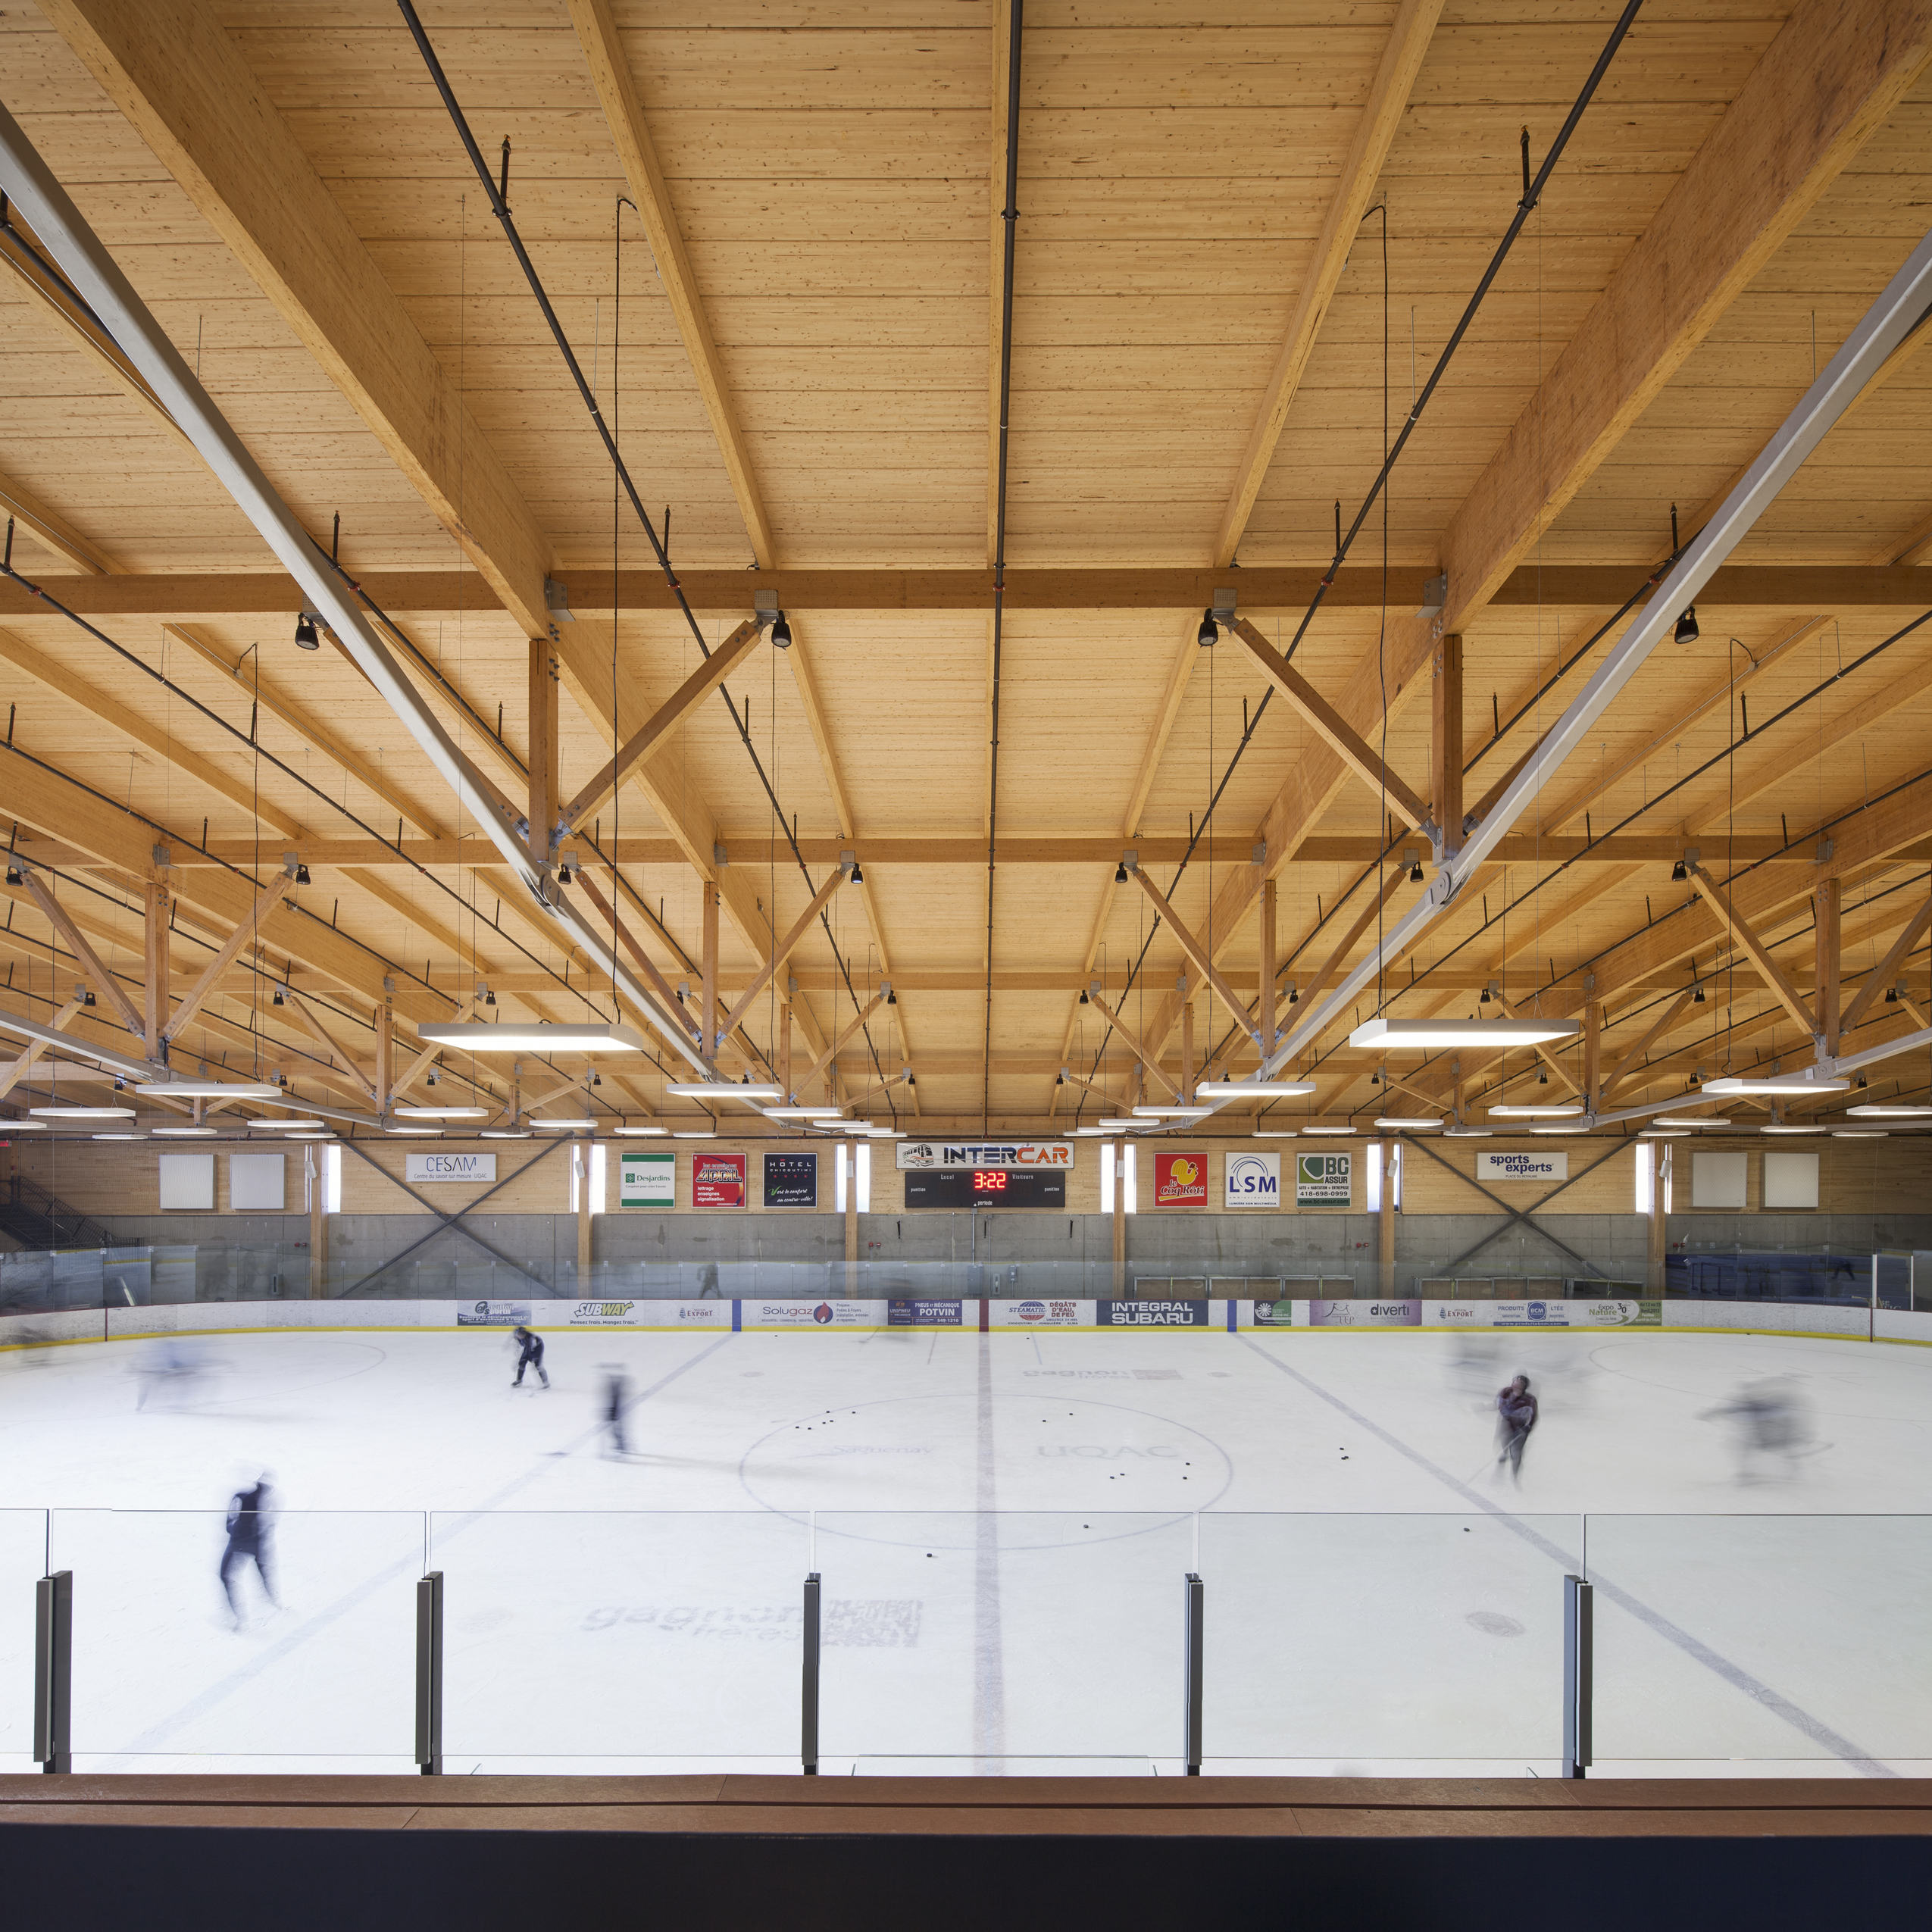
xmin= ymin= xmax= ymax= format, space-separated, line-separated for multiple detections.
xmin=1153 ymin=1152 xmax=1208 ymax=1207
xmin=1295 ymin=1152 xmax=1352 ymax=1205
xmin=895 ymin=1141 xmax=1074 ymax=1171
xmin=405 ymin=1152 xmax=496 ymax=1183
xmin=1224 ymin=1151 xmax=1281 ymax=1207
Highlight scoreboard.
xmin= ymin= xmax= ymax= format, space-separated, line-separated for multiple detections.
xmin=902 ymin=1168 xmax=1067 ymax=1209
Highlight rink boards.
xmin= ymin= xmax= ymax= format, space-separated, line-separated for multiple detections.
xmin=1 ymin=1296 xmax=1927 ymax=1347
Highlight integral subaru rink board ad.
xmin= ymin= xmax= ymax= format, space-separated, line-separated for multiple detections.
xmin=1096 ymin=1299 xmax=1211 ymax=1327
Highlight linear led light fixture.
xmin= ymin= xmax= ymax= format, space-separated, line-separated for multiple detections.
xmin=1374 ymin=1116 xmax=1440 ymax=1130
xmin=1488 ymin=1102 xmax=1584 ymax=1118
xmin=1131 ymin=1105 xmax=1212 ymax=1118
xmin=383 ymin=1127 xmax=442 ymax=1136
xmin=1834 ymin=1129 xmax=1887 ymax=1137
xmin=1702 ymin=1074 xmax=1849 ymax=1096
xmin=1099 ymin=1118 xmax=1150 ymax=1131
xmin=136 ymin=1080 xmax=284 ymax=1100
xmin=671 ymin=1130 xmax=716 ymax=1140
xmin=667 ymin=1080 xmax=783 ymax=1101
xmin=1532 ymin=1125 xmax=1591 ymax=1135
xmin=150 ymin=1126 xmax=217 ymax=1136
xmin=1845 ymin=1104 xmax=1932 ymax=1118
xmin=1190 ymin=1080 xmax=1316 ymax=1099
xmin=1255 ymin=1130 xmax=1299 ymax=1138
xmin=1637 ymin=1129 xmax=1690 ymax=1139
xmin=1350 ymin=1018 xmax=1581 ymax=1052
xmin=531 ymin=1117 xmax=597 ymax=1130
xmin=480 ymin=1130 xmax=532 ymax=1140
xmin=30 ymin=1105 xmax=135 ymax=1119
xmin=92 ymin=1133 xmax=143 ymax=1141
xmin=1302 ymin=1124 xmax=1357 ymax=1135
xmin=392 ymin=1105 xmax=490 ymax=1120
xmin=254 ymin=1118 xmax=329 ymax=1130
xmin=1441 ymin=1126 xmax=1493 ymax=1138
xmin=612 ymin=1125 xmax=669 ymax=1136
xmin=1760 ymin=1124 xmax=1827 ymax=1134
xmin=761 ymin=1105 xmax=843 ymax=1120
xmin=420 ymin=1024 xmax=647 ymax=1054
xmin=1652 ymin=1115 xmax=1730 ymax=1128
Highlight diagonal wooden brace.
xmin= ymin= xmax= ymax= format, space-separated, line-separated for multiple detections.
xmin=1687 ymin=863 xmax=1815 ymax=1037
xmin=17 ymin=868 xmax=145 ymax=1038
xmin=164 ymin=870 xmax=295 ymax=1044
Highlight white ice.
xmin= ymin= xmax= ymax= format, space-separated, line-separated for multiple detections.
xmin=0 ymin=1323 xmax=1927 ymax=1779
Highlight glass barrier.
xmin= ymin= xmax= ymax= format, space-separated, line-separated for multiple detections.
xmin=815 ymin=1511 xmax=1192 ymax=1772
xmin=51 ymin=1508 xmax=423 ymax=1772
xmin=1587 ymin=1514 xmax=1932 ymax=1773
xmin=0 ymin=1508 xmax=46 ymax=1774
xmin=430 ymin=1508 xmax=810 ymax=1773
xmin=1202 ymin=1512 xmax=1574 ymax=1774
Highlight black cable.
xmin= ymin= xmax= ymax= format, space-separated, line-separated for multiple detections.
xmin=1278 ymin=0 xmax=1645 ymax=664
xmin=985 ymin=0 xmax=1023 ymax=1134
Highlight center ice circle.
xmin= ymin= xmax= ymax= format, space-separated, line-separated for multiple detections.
xmin=737 ymin=1390 xmax=1233 ymax=1544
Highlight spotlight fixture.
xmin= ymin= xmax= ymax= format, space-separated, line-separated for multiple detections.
xmin=1674 ymin=605 xmax=1699 ymax=646
xmin=1692 ymin=984 xmax=1705 ymax=1003
xmin=1114 ymin=862 xmax=1128 ymax=885
xmin=769 ymin=611 xmax=792 ymax=650
xmin=1196 ymin=608 xmax=1218 ymax=649
xmin=3 ymin=864 xmax=18 ymax=885
xmin=1671 ymin=859 xmax=1687 ymax=882
xmin=1287 ymin=986 xmax=1299 ymax=1005
xmin=557 ymin=862 xmax=574 ymax=886
xmin=425 ymin=1071 xmax=437 ymax=1086
xmin=1408 ymin=858 xmax=1424 ymax=883
xmin=294 ymin=613 xmax=320 ymax=650
xmin=1478 ymin=986 xmax=1491 ymax=1005
xmin=484 ymin=989 xmax=497 ymax=1007
xmin=80 ymin=991 xmax=95 ymax=1008
xmin=849 ymin=860 xmax=864 ymax=885
xmin=1886 ymin=986 xmax=1899 ymax=1003
xmin=1078 ymin=990 xmax=1090 ymax=1005
xmin=294 ymin=863 xmax=311 ymax=886
xmin=886 ymin=989 xmax=896 ymax=1005
xmin=271 ymin=986 xmax=286 ymax=1006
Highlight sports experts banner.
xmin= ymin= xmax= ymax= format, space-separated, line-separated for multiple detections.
xmin=1477 ymin=1151 xmax=1568 ymax=1183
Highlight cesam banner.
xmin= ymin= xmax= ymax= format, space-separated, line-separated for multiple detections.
xmin=1153 ymin=1152 xmax=1208 ymax=1207
xmin=1308 ymin=1299 xmax=1421 ymax=1327
xmin=1096 ymin=1299 xmax=1209 ymax=1327
xmin=744 ymin=1300 xmax=886 ymax=1329
xmin=406 ymin=1151 xmax=496 ymax=1184
xmin=1224 ymin=1151 xmax=1281 ymax=1208
xmin=896 ymin=1141 xmax=1074 ymax=1171
xmin=992 ymin=1298 xmax=1091 ymax=1328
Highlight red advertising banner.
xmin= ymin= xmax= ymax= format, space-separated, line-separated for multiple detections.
xmin=691 ymin=1151 xmax=747 ymax=1208
xmin=1152 ymin=1151 xmax=1208 ymax=1207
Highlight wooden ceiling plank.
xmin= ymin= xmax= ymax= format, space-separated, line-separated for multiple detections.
xmin=41 ymin=0 xmax=552 ymax=636
xmin=565 ymin=0 xmax=774 ymax=571
xmin=0 ymin=467 xmax=119 ymax=576
xmin=1438 ymin=0 xmax=1932 ymax=633
xmin=1213 ymin=0 xmax=1446 ymax=569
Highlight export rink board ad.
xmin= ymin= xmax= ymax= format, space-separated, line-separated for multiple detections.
xmin=1240 ymin=1299 xmax=1665 ymax=1330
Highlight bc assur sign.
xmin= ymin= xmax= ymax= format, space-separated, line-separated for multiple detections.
xmin=1477 ymin=1151 xmax=1568 ymax=1183
xmin=1296 ymin=1152 xmax=1352 ymax=1205
xmin=405 ymin=1152 xmax=496 ymax=1184
xmin=896 ymin=1141 xmax=1074 ymax=1171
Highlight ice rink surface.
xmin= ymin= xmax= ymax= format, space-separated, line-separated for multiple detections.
xmin=0 ymin=1322 xmax=1927 ymax=1779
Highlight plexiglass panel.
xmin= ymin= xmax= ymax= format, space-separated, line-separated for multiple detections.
xmin=1202 ymin=1513 xmax=1577 ymax=1772
xmin=816 ymin=1511 xmax=1193 ymax=1770
xmin=1589 ymin=1514 xmax=1932 ymax=1771
xmin=0 ymin=1509 xmax=47 ymax=1772
xmin=433 ymin=1509 xmax=811 ymax=1768
xmin=52 ymin=1508 xmax=422 ymax=1769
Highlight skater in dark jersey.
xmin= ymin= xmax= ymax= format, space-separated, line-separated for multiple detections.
xmin=1494 ymin=1374 xmax=1538 ymax=1485
xmin=600 ymin=1365 xmax=630 ymax=1458
xmin=220 ymin=1474 xmax=278 ymax=1628
xmin=511 ymin=1324 xmax=549 ymax=1390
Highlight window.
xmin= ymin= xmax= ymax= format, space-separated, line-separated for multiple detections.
xmin=1367 ymin=1141 xmax=1403 ymax=1214
xmin=569 ymin=1142 xmax=608 ymax=1215
xmin=1123 ymin=1143 xmax=1137 ymax=1215
xmin=836 ymin=1142 xmax=849 ymax=1213
xmin=324 ymin=1143 xmax=342 ymax=1215
xmin=1367 ymin=1140 xmax=1381 ymax=1213
xmin=855 ymin=1142 xmax=871 ymax=1211
xmin=1100 ymin=1141 xmax=1114 ymax=1215
xmin=1634 ymin=1141 xmax=1652 ymax=1215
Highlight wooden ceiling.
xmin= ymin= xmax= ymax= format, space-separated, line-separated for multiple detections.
xmin=0 ymin=0 xmax=1930 ymax=1136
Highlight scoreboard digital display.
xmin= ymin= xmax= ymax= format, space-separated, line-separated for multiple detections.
xmin=902 ymin=1168 xmax=1067 ymax=1209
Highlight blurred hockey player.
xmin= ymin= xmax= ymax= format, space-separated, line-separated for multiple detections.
xmin=136 ymin=1338 xmax=207 ymax=1410
xmin=1494 ymin=1374 xmax=1538 ymax=1485
xmin=220 ymin=1473 xmax=278 ymax=1629
xmin=599 ymin=1365 xmax=630 ymax=1458
xmin=1701 ymin=1378 xmax=1818 ymax=1483
xmin=511 ymin=1324 xmax=549 ymax=1390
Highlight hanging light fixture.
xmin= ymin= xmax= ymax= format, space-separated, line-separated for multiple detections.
xmin=1671 ymin=858 xmax=1687 ymax=882
xmin=1674 ymin=605 xmax=1699 ymax=646
xmin=293 ymin=613 xmax=320 ymax=650
xmin=769 ymin=611 xmax=792 ymax=650
xmin=1196 ymin=608 xmax=1218 ymax=649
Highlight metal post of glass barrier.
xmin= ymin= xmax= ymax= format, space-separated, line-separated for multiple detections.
xmin=802 ymin=1571 xmax=822 ymax=1775
xmin=415 ymin=1571 xmax=444 ymax=1776
xmin=1562 ymin=1574 xmax=1593 ymax=1779
xmin=1182 ymin=1571 xmax=1204 ymax=1776
xmin=34 ymin=1568 xmax=71 ymax=1774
